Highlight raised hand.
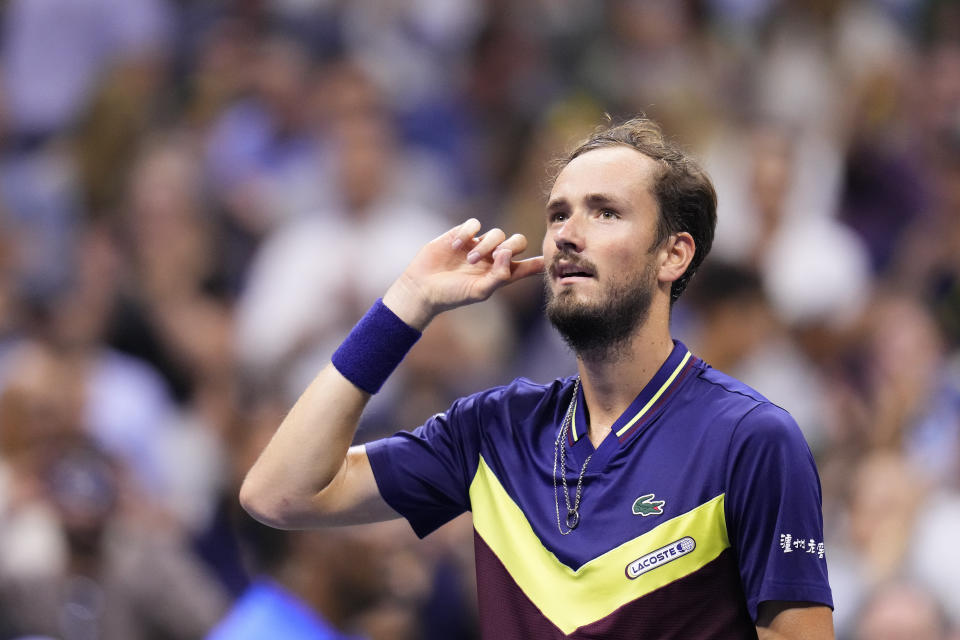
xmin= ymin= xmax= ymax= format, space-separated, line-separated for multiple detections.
xmin=383 ymin=218 xmax=544 ymax=330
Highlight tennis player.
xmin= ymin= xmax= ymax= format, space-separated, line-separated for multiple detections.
xmin=241 ymin=117 xmax=834 ymax=639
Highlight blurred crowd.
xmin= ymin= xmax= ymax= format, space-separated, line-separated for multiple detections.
xmin=0 ymin=0 xmax=957 ymax=638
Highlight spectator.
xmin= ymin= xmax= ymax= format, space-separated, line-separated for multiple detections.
xmin=0 ymin=438 xmax=228 ymax=639
xmin=854 ymin=581 xmax=954 ymax=640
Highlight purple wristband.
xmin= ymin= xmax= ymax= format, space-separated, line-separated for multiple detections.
xmin=331 ymin=299 xmax=422 ymax=394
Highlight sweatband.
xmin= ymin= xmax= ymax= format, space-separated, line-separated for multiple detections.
xmin=332 ymin=299 xmax=422 ymax=394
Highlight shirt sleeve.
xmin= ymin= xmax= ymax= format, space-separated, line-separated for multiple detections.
xmin=365 ymin=394 xmax=482 ymax=538
xmin=724 ymin=402 xmax=834 ymax=620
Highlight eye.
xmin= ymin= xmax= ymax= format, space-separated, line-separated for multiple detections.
xmin=599 ymin=209 xmax=619 ymax=220
xmin=549 ymin=210 xmax=568 ymax=223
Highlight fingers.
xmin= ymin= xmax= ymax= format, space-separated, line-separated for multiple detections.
xmin=447 ymin=220 xmax=536 ymax=280
xmin=449 ymin=218 xmax=482 ymax=252
xmin=467 ymin=228 xmax=507 ymax=264
xmin=497 ymin=233 xmax=529 ymax=258
xmin=509 ymin=255 xmax=545 ymax=282
xmin=487 ymin=234 xmax=527 ymax=279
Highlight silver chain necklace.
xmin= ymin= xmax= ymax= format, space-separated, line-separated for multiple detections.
xmin=553 ymin=377 xmax=593 ymax=534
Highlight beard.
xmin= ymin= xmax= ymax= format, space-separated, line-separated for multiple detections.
xmin=545 ymin=259 xmax=657 ymax=360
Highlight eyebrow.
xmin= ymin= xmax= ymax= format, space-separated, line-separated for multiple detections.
xmin=546 ymin=193 xmax=621 ymax=210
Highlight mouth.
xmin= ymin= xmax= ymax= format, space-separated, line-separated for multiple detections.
xmin=551 ymin=259 xmax=597 ymax=283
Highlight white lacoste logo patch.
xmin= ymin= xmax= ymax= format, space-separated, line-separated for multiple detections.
xmin=625 ymin=536 xmax=696 ymax=579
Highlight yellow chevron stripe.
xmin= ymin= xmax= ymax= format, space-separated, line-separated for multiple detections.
xmin=615 ymin=351 xmax=691 ymax=437
xmin=469 ymin=455 xmax=728 ymax=634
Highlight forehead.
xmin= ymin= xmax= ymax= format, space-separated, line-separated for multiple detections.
xmin=549 ymin=145 xmax=659 ymax=205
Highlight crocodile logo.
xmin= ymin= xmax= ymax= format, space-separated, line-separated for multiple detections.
xmin=632 ymin=494 xmax=665 ymax=516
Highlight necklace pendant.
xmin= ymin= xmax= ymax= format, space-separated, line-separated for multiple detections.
xmin=566 ymin=508 xmax=580 ymax=530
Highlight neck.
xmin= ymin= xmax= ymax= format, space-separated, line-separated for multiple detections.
xmin=575 ymin=305 xmax=674 ymax=448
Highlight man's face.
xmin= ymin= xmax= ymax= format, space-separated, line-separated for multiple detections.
xmin=543 ymin=146 xmax=664 ymax=355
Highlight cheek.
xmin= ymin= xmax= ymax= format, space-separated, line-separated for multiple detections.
xmin=604 ymin=243 xmax=648 ymax=274
xmin=603 ymin=248 xmax=659 ymax=287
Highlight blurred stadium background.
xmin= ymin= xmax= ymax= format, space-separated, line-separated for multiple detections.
xmin=0 ymin=0 xmax=958 ymax=638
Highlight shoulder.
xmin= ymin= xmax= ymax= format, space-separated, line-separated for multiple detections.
xmin=686 ymin=363 xmax=806 ymax=453
xmin=694 ymin=363 xmax=773 ymax=407
xmin=379 ymin=377 xmax=572 ymax=469
xmin=694 ymin=364 xmax=797 ymax=428
xmin=405 ymin=377 xmax=574 ymax=454
xmin=451 ymin=376 xmax=573 ymax=422
xmin=476 ymin=375 xmax=571 ymax=403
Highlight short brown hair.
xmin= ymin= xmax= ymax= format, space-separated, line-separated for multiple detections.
xmin=560 ymin=117 xmax=717 ymax=303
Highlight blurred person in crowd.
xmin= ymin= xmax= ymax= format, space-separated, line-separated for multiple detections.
xmin=749 ymin=1 xmax=844 ymax=138
xmin=308 ymin=60 xmax=458 ymax=218
xmin=336 ymin=0 xmax=489 ymax=184
xmin=904 ymin=487 xmax=960 ymax=629
xmin=826 ymin=294 xmax=960 ymax=627
xmin=580 ymin=0 xmax=722 ymax=143
xmin=826 ymin=449 xmax=926 ymax=634
xmin=0 ymin=0 xmax=172 ymax=142
xmin=107 ymin=133 xmax=237 ymax=532
xmin=0 ymin=0 xmax=174 ymax=299
xmin=853 ymin=581 xmax=955 ymax=640
xmin=892 ymin=126 xmax=960 ymax=349
xmin=829 ymin=292 xmax=960 ymax=489
xmin=182 ymin=17 xmax=260 ymax=130
xmin=234 ymin=60 xmax=453 ymax=401
xmin=111 ymin=133 xmax=233 ymax=401
xmin=0 ymin=437 xmax=228 ymax=640
xmin=204 ymin=34 xmax=321 ymax=238
xmin=709 ymin=123 xmax=870 ymax=334
xmin=459 ymin=5 xmax=565 ymax=196
xmin=242 ymin=117 xmax=833 ymax=638
xmin=72 ymin=54 xmax=173 ymax=220
xmin=0 ymin=338 xmax=86 ymax=583
xmin=0 ymin=223 xmax=180 ymax=502
xmin=336 ymin=0 xmax=484 ymax=112
xmin=832 ymin=0 xmax=928 ymax=277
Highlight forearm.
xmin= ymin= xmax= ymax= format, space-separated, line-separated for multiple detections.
xmin=239 ymin=363 xmax=370 ymax=528
xmin=241 ymin=294 xmax=426 ymax=528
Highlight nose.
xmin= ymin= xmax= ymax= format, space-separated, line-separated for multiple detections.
xmin=552 ymin=213 xmax=584 ymax=253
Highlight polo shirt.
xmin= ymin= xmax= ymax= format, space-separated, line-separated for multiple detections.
xmin=367 ymin=341 xmax=832 ymax=638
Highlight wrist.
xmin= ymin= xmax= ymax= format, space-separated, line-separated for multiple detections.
xmin=382 ymin=275 xmax=437 ymax=332
xmin=331 ymin=299 xmax=422 ymax=394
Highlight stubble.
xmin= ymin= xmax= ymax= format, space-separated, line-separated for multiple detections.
xmin=545 ymin=257 xmax=658 ymax=362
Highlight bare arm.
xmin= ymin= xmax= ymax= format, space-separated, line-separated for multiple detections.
xmin=756 ymin=602 xmax=834 ymax=640
xmin=239 ymin=219 xmax=544 ymax=529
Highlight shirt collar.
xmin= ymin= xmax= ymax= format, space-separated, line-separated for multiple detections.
xmin=570 ymin=340 xmax=696 ymax=445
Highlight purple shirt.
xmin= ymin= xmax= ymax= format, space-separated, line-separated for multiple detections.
xmin=368 ymin=341 xmax=832 ymax=638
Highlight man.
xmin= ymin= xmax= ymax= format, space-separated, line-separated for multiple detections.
xmin=241 ymin=117 xmax=834 ymax=639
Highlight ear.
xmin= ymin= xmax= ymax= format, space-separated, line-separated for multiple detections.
xmin=657 ymin=232 xmax=695 ymax=286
